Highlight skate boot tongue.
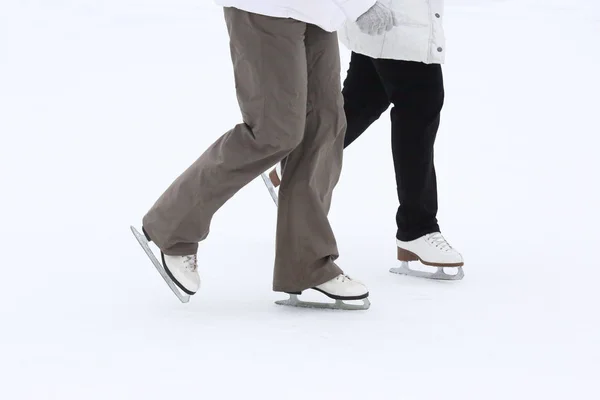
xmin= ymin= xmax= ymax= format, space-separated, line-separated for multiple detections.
xmin=426 ymin=232 xmax=453 ymax=252
xmin=182 ymin=255 xmax=198 ymax=272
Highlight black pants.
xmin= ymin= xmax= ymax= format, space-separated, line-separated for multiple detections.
xmin=342 ymin=52 xmax=444 ymax=241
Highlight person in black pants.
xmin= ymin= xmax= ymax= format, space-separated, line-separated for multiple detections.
xmin=342 ymin=51 xmax=464 ymax=275
xmin=343 ymin=52 xmax=443 ymax=242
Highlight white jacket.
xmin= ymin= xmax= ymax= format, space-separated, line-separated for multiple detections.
xmin=214 ymin=0 xmax=376 ymax=32
xmin=339 ymin=0 xmax=446 ymax=64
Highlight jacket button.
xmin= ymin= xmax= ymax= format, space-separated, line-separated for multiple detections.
xmin=437 ymin=47 xmax=443 ymax=52
xmin=435 ymin=13 xmax=440 ymax=18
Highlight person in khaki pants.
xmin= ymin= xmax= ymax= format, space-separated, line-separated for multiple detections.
xmin=138 ymin=2 xmax=397 ymax=306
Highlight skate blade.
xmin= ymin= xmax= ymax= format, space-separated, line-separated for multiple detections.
xmin=260 ymin=172 xmax=279 ymax=207
xmin=390 ymin=261 xmax=464 ymax=281
xmin=130 ymin=226 xmax=191 ymax=303
xmin=275 ymin=294 xmax=370 ymax=311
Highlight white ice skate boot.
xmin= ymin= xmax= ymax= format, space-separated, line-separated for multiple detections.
xmin=130 ymin=226 xmax=200 ymax=303
xmin=314 ymin=274 xmax=369 ymax=300
xmin=161 ymin=253 xmax=200 ymax=295
xmin=391 ymin=232 xmax=465 ymax=280
xmin=260 ymin=164 xmax=281 ymax=206
xmin=275 ymin=274 xmax=370 ymax=310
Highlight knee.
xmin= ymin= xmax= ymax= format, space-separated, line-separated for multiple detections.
xmin=256 ymin=111 xmax=305 ymax=152
xmin=392 ymin=87 xmax=444 ymax=119
xmin=281 ymin=122 xmax=305 ymax=151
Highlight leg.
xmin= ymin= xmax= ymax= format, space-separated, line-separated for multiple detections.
xmin=372 ymin=59 xmax=444 ymax=241
xmin=341 ymin=52 xmax=390 ymax=148
xmin=273 ymin=25 xmax=347 ymax=293
xmin=142 ymin=9 xmax=309 ymax=255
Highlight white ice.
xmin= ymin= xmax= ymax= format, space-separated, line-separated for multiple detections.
xmin=0 ymin=0 xmax=599 ymax=399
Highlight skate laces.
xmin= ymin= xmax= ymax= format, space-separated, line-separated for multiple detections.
xmin=183 ymin=255 xmax=198 ymax=272
xmin=336 ymin=274 xmax=356 ymax=283
xmin=427 ymin=232 xmax=453 ymax=252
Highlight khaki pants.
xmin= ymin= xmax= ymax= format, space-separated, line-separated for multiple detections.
xmin=142 ymin=7 xmax=345 ymax=293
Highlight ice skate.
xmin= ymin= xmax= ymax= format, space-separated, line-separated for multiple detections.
xmin=130 ymin=226 xmax=200 ymax=303
xmin=260 ymin=164 xmax=281 ymax=206
xmin=390 ymin=232 xmax=464 ymax=281
xmin=275 ymin=274 xmax=370 ymax=310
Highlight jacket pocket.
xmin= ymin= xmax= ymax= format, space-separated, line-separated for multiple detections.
xmin=389 ymin=0 xmax=430 ymax=28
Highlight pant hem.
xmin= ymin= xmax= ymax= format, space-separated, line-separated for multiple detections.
xmin=273 ymin=261 xmax=342 ymax=293
xmin=396 ymin=226 xmax=441 ymax=242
